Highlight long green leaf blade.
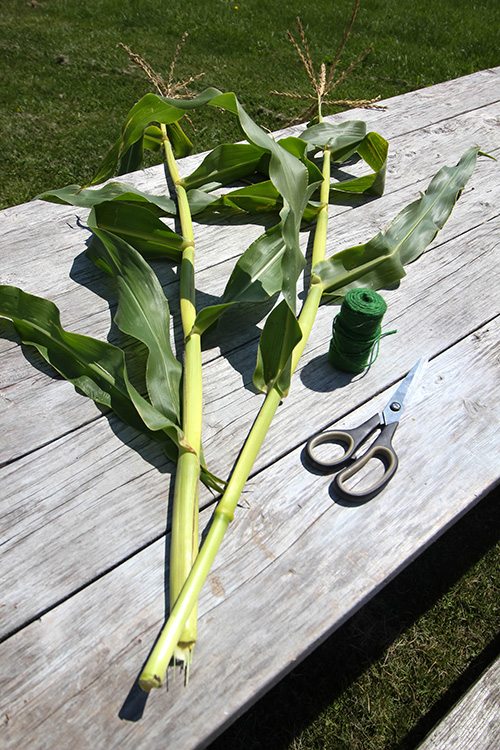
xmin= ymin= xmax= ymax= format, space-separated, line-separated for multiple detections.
xmin=330 ymin=131 xmax=389 ymax=198
xmin=208 ymin=93 xmax=308 ymax=217
xmin=166 ymin=120 xmax=193 ymax=158
xmin=37 ymin=182 xmax=177 ymax=215
xmin=253 ymin=299 xmax=303 ymax=397
xmin=186 ymin=188 xmax=221 ymax=216
xmin=299 ymin=122 xmax=388 ymax=198
xmin=300 ymin=120 xmax=367 ymax=160
xmin=182 ymin=143 xmax=266 ymax=190
xmin=87 ymin=229 xmax=182 ymax=426
xmin=118 ymin=138 xmax=144 ymax=176
xmin=222 ymin=224 xmax=285 ymax=302
xmin=91 ymin=87 xmax=223 ymax=184
xmin=191 ymin=303 xmax=235 ymax=336
xmin=209 ymin=92 xmax=310 ymax=311
xmin=277 ymin=136 xmax=325 ymax=184
xmin=192 ymin=225 xmax=285 ymax=334
xmin=195 ymin=181 xmax=282 ymax=216
xmin=88 ymin=201 xmax=184 ymax=261
xmin=0 ymin=285 xmax=162 ymax=436
xmin=315 ymin=146 xmax=483 ymax=297
xmin=143 ymin=124 xmax=163 ymax=152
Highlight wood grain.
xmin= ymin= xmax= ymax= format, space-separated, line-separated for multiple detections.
xmin=1 ymin=214 xmax=498 ymax=637
xmin=0 ymin=321 xmax=498 ymax=749
xmin=417 ymin=658 xmax=500 ymax=749
xmin=1 ymin=69 xmax=499 ymax=749
xmin=1 ymin=88 xmax=500 ymax=464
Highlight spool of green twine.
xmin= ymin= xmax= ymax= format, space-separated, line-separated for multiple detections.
xmin=328 ymin=288 xmax=395 ymax=374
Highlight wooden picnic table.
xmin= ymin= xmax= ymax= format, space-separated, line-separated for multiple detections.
xmin=1 ymin=67 xmax=499 ymax=748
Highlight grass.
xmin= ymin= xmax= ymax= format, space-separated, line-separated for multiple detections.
xmin=0 ymin=0 xmax=498 ymax=746
xmin=1 ymin=0 xmax=499 ymax=207
xmin=209 ymin=490 xmax=499 ymax=749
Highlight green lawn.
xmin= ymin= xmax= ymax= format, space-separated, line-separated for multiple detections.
xmin=1 ymin=1 xmax=498 ymax=747
xmin=1 ymin=0 xmax=499 ymax=207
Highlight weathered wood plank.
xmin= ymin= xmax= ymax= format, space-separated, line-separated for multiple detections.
xmin=204 ymin=214 xmax=500 ymax=477
xmin=2 ymin=63 xmax=499 ymax=245
xmin=1 ymin=190 xmax=498 ymax=638
xmin=1 ymin=102 xmax=499 ymax=466
xmin=1 ymin=71 xmax=499 ymax=746
xmin=1 ymin=212 xmax=498 ymax=638
xmin=417 ymin=658 xmax=500 ymax=750
xmin=3 ymin=66 xmax=499 ymax=296
xmin=0 ymin=320 xmax=498 ymax=749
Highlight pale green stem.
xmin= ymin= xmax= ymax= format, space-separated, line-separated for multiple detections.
xmin=162 ymin=125 xmax=202 ymax=661
xmin=139 ymin=132 xmax=332 ymax=691
xmin=292 ymin=141 xmax=331 ymax=369
xmin=139 ymin=388 xmax=281 ymax=690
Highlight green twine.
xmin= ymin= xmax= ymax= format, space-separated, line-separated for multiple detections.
xmin=328 ymin=288 xmax=396 ymax=374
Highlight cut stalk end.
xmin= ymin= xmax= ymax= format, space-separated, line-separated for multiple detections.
xmin=139 ymin=671 xmax=163 ymax=692
xmin=139 ymin=642 xmax=194 ymax=692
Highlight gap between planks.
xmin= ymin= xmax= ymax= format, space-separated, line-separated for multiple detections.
xmin=1 ymin=214 xmax=498 ymax=639
xmin=0 ymin=320 xmax=498 ymax=749
xmin=1 ymin=69 xmax=499 ymax=640
xmin=1 ymin=122 xmax=499 ymax=468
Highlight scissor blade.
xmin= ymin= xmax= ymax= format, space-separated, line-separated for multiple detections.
xmin=382 ymin=356 xmax=428 ymax=424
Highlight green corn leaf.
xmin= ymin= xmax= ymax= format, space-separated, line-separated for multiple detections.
xmin=88 ymin=201 xmax=184 ymax=261
xmin=209 ymin=92 xmax=310 ymax=311
xmin=0 ymin=284 xmax=180 ymax=445
xmin=257 ymin=136 xmax=324 ymax=185
xmin=87 ymin=228 xmax=182 ymax=426
xmin=199 ymin=443 xmax=227 ymax=493
xmin=253 ymin=299 xmax=303 ymax=397
xmin=200 ymin=463 xmax=227 ymax=494
xmin=166 ymin=120 xmax=193 ymax=158
xmin=118 ymin=138 xmax=144 ymax=176
xmin=182 ymin=143 xmax=266 ymax=190
xmin=315 ymin=146 xmax=483 ymax=299
xmin=37 ymin=182 xmax=177 ymax=215
xmin=208 ymin=93 xmax=308 ymax=221
xmin=143 ymin=122 xmax=193 ymax=160
xmin=192 ymin=224 xmax=285 ymax=335
xmin=224 ymin=224 xmax=285 ymax=302
xmin=189 ymin=181 xmax=320 ymax=222
xmin=299 ymin=121 xmax=388 ymax=198
xmin=220 ymin=181 xmax=282 ymax=213
xmin=190 ymin=303 xmax=235 ymax=336
xmin=277 ymin=136 xmax=324 ymax=184
xmin=192 ymin=181 xmax=282 ymax=217
xmin=124 ymin=381 xmax=183 ymax=445
xmin=300 ymin=120 xmax=367 ymax=160
xmin=127 ymin=121 xmax=192 ymax=158
xmin=186 ymin=188 xmax=220 ymax=216
xmin=91 ymin=87 xmax=223 ymax=185
xmin=143 ymin=124 xmax=163 ymax=152
xmin=330 ymin=131 xmax=389 ymax=198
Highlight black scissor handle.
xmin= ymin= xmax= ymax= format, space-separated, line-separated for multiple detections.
xmin=306 ymin=413 xmax=381 ymax=471
xmin=334 ymin=421 xmax=399 ymax=501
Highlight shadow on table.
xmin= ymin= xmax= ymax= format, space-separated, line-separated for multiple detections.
xmin=68 ymin=230 xmax=275 ymax=392
xmin=119 ymin=479 xmax=177 ymax=722
xmin=206 ymin=487 xmax=500 ymax=750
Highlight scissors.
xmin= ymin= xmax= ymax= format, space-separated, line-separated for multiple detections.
xmin=306 ymin=357 xmax=428 ymax=501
